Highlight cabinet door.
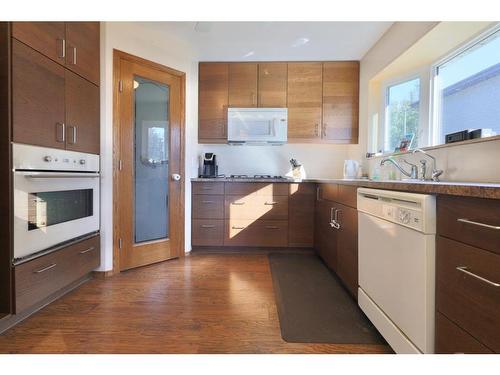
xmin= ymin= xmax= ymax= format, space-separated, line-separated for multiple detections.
xmin=335 ymin=203 xmax=358 ymax=298
xmin=12 ymin=22 xmax=66 ymax=64
xmin=198 ymin=62 xmax=228 ymax=141
xmin=12 ymin=40 xmax=66 ymax=149
xmin=65 ymin=22 xmax=100 ymax=85
xmin=322 ymin=61 xmax=359 ymax=143
xmin=65 ymin=70 xmax=100 ymax=154
xmin=314 ymin=197 xmax=338 ymax=271
xmin=228 ymin=63 xmax=258 ymax=107
xmin=258 ymin=62 xmax=287 ymax=107
xmin=287 ymin=62 xmax=323 ymax=139
xmin=288 ymin=183 xmax=315 ymax=247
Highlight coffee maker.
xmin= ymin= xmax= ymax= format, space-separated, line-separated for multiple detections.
xmin=200 ymin=153 xmax=218 ymax=178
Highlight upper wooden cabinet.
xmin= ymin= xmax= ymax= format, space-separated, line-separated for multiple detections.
xmin=198 ymin=62 xmax=229 ymax=141
xmin=65 ymin=70 xmax=100 ymax=154
xmin=65 ymin=22 xmax=100 ymax=86
xmin=228 ymin=63 xmax=258 ymax=107
xmin=11 ymin=22 xmax=66 ymax=64
xmin=12 ymin=40 xmax=66 ymax=150
xmin=12 ymin=21 xmax=100 ymax=86
xmin=322 ymin=61 xmax=359 ymax=143
xmin=258 ymin=62 xmax=287 ymax=107
xmin=287 ymin=62 xmax=323 ymax=139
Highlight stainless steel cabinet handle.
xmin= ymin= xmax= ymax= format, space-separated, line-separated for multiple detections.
xmin=72 ymin=46 xmax=77 ymax=64
xmin=231 ymin=202 xmax=245 ymax=205
xmin=316 ymin=186 xmax=321 ymax=201
xmin=201 ymin=201 xmax=214 ymax=204
xmin=67 ymin=125 xmax=77 ymax=144
xmin=56 ymin=122 xmax=65 ymax=143
xmin=73 ymin=126 xmax=77 ymax=144
xmin=315 ymin=123 xmax=319 ymax=137
xmin=58 ymin=38 xmax=66 ymax=58
xmin=79 ymin=246 xmax=95 ymax=254
xmin=264 ymin=202 xmax=278 ymax=205
xmin=34 ymin=263 xmax=57 ymax=274
xmin=457 ymin=218 xmax=500 ymax=230
xmin=232 ymin=226 xmax=245 ymax=230
xmin=201 ymin=224 xmax=215 ymax=228
xmin=456 ymin=266 xmax=500 ymax=287
xmin=201 ymin=187 xmax=213 ymax=190
xmin=265 ymin=226 xmax=280 ymax=230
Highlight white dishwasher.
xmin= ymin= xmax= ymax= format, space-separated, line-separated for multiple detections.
xmin=357 ymin=188 xmax=436 ymax=354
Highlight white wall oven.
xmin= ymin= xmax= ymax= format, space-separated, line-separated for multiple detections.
xmin=13 ymin=143 xmax=100 ymax=261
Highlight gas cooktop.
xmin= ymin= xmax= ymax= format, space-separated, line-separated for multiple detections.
xmin=229 ymin=174 xmax=288 ymax=180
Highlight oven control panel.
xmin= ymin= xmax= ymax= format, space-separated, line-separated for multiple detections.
xmin=12 ymin=143 xmax=100 ymax=172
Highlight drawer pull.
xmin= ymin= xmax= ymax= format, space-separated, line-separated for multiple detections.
xmin=232 ymin=226 xmax=245 ymax=230
xmin=34 ymin=263 xmax=57 ymax=274
xmin=457 ymin=218 xmax=500 ymax=230
xmin=79 ymin=246 xmax=95 ymax=254
xmin=231 ymin=202 xmax=245 ymax=205
xmin=456 ymin=266 xmax=500 ymax=287
xmin=265 ymin=226 xmax=280 ymax=230
xmin=201 ymin=187 xmax=213 ymax=190
xmin=264 ymin=202 xmax=278 ymax=205
xmin=201 ymin=224 xmax=216 ymax=228
xmin=201 ymin=200 xmax=215 ymax=204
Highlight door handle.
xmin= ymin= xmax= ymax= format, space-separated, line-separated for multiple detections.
xmin=264 ymin=202 xmax=278 ymax=205
xmin=34 ymin=263 xmax=57 ymax=274
xmin=201 ymin=224 xmax=216 ymax=229
xmin=231 ymin=202 xmax=245 ymax=205
xmin=232 ymin=226 xmax=245 ymax=230
xmin=79 ymin=246 xmax=95 ymax=254
xmin=67 ymin=125 xmax=77 ymax=144
xmin=456 ymin=266 xmax=499 ymax=287
xmin=57 ymin=38 xmax=66 ymax=59
xmin=171 ymin=174 xmax=181 ymax=181
xmin=457 ymin=218 xmax=500 ymax=230
xmin=56 ymin=122 xmax=65 ymax=143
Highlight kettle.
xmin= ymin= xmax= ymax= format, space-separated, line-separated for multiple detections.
xmin=343 ymin=160 xmax=360 ymax=179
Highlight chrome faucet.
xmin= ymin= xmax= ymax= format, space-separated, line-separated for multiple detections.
xmin=412 ymin=149 xmax=443 ymax=182
xmin=380 ymin=157 xmax=418 ymax=179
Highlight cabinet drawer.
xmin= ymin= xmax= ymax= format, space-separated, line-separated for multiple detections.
xmin=224 ymin=220 xmax=288 ymax=247
xmin=436 ymin=236 xmax=500 ymax=352
xmin=436 ymin=312 xmax=493 ymax=353
xmin=15 ymin=235 xmax=100 ymax=312
xmin=192 ymin=219 xmax=223 ymax=246
xmin=437 ymin=195 xmax=500 ymax=255
xmin=337 ymin=185 xmax=358 ymax=208
xmin=318 ymin=183 xmax=338 ymax=202
xmin=225 ymin=195 xmax=288 ymax=220
xmin=192 ymin=182 xmax=224 ymax=195
xmin=192 ymin=194 xmax=224 ymax=219
xmin=224 ymin=182 xmax=289 ymax=196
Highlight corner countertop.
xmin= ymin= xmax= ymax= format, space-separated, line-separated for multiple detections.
xmin=191 ymin=177 xmax=500 ymax=200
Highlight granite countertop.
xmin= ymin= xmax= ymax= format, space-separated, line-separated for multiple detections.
xmin=191 ymin=177 xmax=500 ymax=199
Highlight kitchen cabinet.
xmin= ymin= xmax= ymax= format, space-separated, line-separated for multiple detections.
xmin=12 ymin=39 xmax=66 ymax=150
xmin=322 ymin=62 xmax=359 ymax=143
xmin=314 ymin=183 xmax=358 ymax=299
xmin=287 ymin=62 xmax=323 ymax=139
xmin=198 ymin=63 xmax=229 ymax=141
xmin=65 ymin=69 xmax=100 ymax=154
xmin=288 ymin=183 xmax=315 ymax=247
xmin=258 ymin=62 xmax=287 ymax=107
xmin=12 ymin=22 xmax=66 ymax=64
xmin=435 ymin=195 xmax=500 ymax=353
xmin=228 ymin=63 xmax=258 ymax=107
xmin=64 ymin=22 xmax=100 ymax=86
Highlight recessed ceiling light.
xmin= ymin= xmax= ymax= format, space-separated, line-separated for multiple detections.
xmin=292 ymin=37 xmax=310 ymax=48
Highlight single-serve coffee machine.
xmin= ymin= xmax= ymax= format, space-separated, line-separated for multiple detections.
xmin=200 ymin=153 xmax=218 ymax=178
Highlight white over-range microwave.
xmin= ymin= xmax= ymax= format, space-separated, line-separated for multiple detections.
xmin=227 ymin=108 xmax=287 ymax=145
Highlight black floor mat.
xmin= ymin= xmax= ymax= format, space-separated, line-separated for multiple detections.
xmin=268 ymin=252 xmax=386 ymax=344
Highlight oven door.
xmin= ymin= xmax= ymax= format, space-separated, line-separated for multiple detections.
xmin=13 ymin=171 xmax=100 ymax=260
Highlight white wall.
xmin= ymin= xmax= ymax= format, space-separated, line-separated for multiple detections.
xmin=99 ymin=22 xmax=199 ymax=271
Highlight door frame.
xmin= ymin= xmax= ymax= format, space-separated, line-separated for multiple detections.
xmin=112 ymin=49 xmax=186 ymax=274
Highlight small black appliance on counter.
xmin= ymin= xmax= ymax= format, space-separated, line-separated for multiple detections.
xmin=200 ymin=153 xmax=218 ymax=178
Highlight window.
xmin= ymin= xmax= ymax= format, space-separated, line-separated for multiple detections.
xmin=384 ymin=77 xmax=421 ymax=152
xmin=434 ymin=27 xmax=500 ymax=143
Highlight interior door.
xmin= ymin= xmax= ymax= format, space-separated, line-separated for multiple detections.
xmin=117 ymin=56 xmax=184 ymax=271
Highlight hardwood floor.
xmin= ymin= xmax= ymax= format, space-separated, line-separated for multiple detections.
xmin=0 ymin=253 xmax=391 ymax=354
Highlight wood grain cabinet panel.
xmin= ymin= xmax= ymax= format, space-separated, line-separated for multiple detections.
xmin=258 ymin=62 xmax=287 ymax=107
xmin=287 ymin=62 xmax=323 ymax=139
xmin=288 ymin=183 xmax=315 ymax=247
xmin=65 ymin=22 xmax=100 ymax=85
xmin=198 ymin=63 xmax=229 ymax=141
xmin=224 ymin=182 xmax=289 ymax=196
xmin=228 ymin=63 xmax=258 ymax=107
xmin=192 ymin=195 xmax=224 ymax=219
xmin=335 ymin=203 xmax=358 ymax=298
xmin=436 ymin=236 xmax=500 ymax=352
xmin=224 ymin=219 xmax=288 ymax=247
xmin=192 ymin=182 xmax=225 ymax=195
xmin=437 ymin=195 xmax=500 ymax=255
xmin=436 ymin=312 xmax=493 ymax=354
xmin=322 ymin=61 xmax=359 ymax=143
xmin=225 ymin=194 xmax=288 ymax=221
xmin=314 ymin=198 xmax=338 ymax=271
xmin=192 ymin=219 xmax=224 ymax=246
xmin=12 ymin=22 xmax=66 ymax=64
xmin=65 ymin=69 xmax=100 ymax=154
xmin=14 ymin=235 xmax=100 ymax=313
xmin=12 ymin=39 xmax=66 ymax=149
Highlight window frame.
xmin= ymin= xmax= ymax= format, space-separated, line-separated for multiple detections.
xmin=430 ymin=23 xmax=500 ymax=146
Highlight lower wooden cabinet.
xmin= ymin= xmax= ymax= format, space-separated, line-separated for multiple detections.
xmin=192 ymin=219 xmax=224 ymax=246
xmin=335 ymin=203 xmax=358 ymax=297
xmin=14 ymin=235 xmax=100 ymax=313
xmin=314 ymin=198 xmax=338 ymax=271
xmin=288 ymin=183 xmax=315 ymax=247
xmin=224 ymin=219 xmax=288 ymax=247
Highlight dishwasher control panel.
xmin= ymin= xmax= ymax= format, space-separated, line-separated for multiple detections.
xmin=382 ymin=205 xmax=423 ymax=230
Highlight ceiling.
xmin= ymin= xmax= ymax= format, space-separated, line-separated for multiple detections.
xmin=145 ymin=22 xmax=393 ymax=61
